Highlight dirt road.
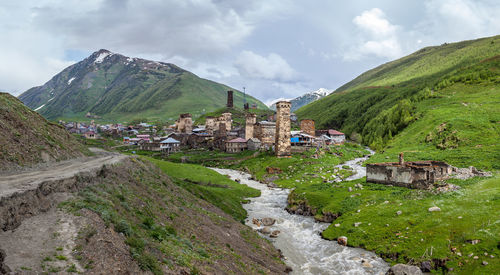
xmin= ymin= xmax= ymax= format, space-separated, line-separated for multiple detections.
xmin=0 ymin=149 xmax=127 ymax=200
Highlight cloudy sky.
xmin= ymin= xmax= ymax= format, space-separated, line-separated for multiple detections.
xmin=2 ymin=0 xmax=500 ymax=104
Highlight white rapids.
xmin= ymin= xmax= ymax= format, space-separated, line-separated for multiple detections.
xmin=211 ymin=151 xmax=389 ymax=275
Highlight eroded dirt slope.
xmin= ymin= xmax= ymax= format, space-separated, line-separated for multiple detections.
xmin=0 ymin=92 xmax=89 ymax=172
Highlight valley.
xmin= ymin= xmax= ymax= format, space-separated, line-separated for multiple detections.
xmin=1 ymin=32 xmax=499 ymax=275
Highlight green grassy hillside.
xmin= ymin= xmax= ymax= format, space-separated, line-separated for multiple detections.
xmin=19 ymin=50 xmax=267 ymax=123
xmin=0 ymin=92 xmax=89 ymax=171
xmin=296 ymin=35 xmax=500 ymax=169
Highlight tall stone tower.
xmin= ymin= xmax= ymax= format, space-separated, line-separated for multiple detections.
xmin=245 ymin=113 xmax=257 ymax=139
xmin=177 ymin=113 xmax=192 ymax=134
xmin=227 ymin=90 xmax=233 ymax=108
xmin=275 ymin=101 xmax=291 ymax=157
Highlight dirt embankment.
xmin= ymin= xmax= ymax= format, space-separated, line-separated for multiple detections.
xmin=0 ymin=153 xmax=288 ymax=274
xmin=0 ymin=93 xmax=90 ymax=172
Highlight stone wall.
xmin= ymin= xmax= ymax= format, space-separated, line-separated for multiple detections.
xmin=366 ymin=159 xmax=452 ymax=189
xmin=254 ymin=122 xmax=276 ymax=147
xmin=300 ymin=119 xmax=315 ymax=137
xmin=275 ymin=101 xmax=291 ymax=157
xmin=245 ymin=113 xmax=257 ymax=139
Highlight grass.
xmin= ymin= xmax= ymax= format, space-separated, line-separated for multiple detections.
xmin=142 ymin=156 xmax=260 ymax=223
xmin=318 ymin=174 xmax=500 ymax=274
xmin=367 ymin=83 xmax=500 ymax=170
xmin=216 ymin=141 xmax=500 ymax=273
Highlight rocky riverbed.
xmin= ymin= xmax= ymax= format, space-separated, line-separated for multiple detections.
xmin=212 ymin=166 xmax=390 ymax=275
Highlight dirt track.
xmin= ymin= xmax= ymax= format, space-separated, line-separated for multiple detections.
xmin=0 ymin=149 xmax=127 ymax=200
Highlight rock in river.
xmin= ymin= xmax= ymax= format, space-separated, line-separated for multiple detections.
xmin=337 ymin=236 xmax=348 ymax=246
xmin=262 ymin=217 xmax=276 ymax=226
xmin=270 ymin=230 xmax=281 ymax=238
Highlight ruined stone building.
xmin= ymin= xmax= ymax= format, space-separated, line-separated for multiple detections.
xmin=300 ymin=119 xmax=315 ymax=137
xmin=275 ymin=101 xmax=291 ymax=157
xmin=245 ymin=113 xmax=257 ymax=139
xmin=176 ymin=113 xmax=192 ymax=134
xmin=366 ymin=153 xmax=452 ymax=189
xmin=254 ymin=121 xmax=276 ymax=148
xmin=227 ymin=90 xmax=233 ymax=108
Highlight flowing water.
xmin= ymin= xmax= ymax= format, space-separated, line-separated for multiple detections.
xmin=211 ymin=150 xmax=389 ymax=275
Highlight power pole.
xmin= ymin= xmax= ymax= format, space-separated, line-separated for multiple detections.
xmin=243 ymin=87 xmax=246 ymax=105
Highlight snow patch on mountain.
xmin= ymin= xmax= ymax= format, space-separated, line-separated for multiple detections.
xmin=94 ymin=51 xmax=113 ymax=64
xmin=67 ymin=77 xmax=76 ymax=85
xmin=34 ymin=104 xmax=46 ymax=111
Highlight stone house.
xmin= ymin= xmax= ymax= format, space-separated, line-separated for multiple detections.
xmin=225 ymin=137 xmax=248 ymax=153
xmin=140 ymin=142 xmax=161 ymax=151
xmin=254 ymin=121 xmax=276 ymax=149
xmin=366 ymin=153 xmax=452 ymax=189
xmin=300 ymin=119 xmax=315 ymax=137
xmin=176 ymin=113 xmax=193 ymax=134
xmin=247 ymin=138 xmax=261 ymax=151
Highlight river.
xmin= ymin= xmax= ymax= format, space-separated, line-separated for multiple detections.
xmin=211 ymin=150 xmax=389 ymax=275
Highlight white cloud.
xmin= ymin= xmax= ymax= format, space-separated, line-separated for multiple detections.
xmin=345 ymin=8 xmax=403 ymax=60
xmin=420 ymin=0 xmax=500 ymax=42
xmin=353 ymin=8 xmax=397 ymax=37
xmin=234 ymin=51 xmax=297 ymax=81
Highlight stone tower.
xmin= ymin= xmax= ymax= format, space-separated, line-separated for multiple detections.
xmin=275 ymin=101 xmax=291 ymax=157
xmin=177 ymin=113 xmax=192 ymax=134
xmin=300 ymin=119 xmax=315 ymax=137
xmin=227 ymin=90 xmax=233 ymax=108
xmin=245 ymin=113 xmax=257 ymax=139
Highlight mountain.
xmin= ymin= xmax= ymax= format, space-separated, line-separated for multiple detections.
xmin=289 ymin=88 xmax=333 ymax=111
xmin=296 ymin=35 xmax=500 ymax=170
xmin=0 ymin=92 xmax=88 ymax=171
xmin=268 ymin=88 xmax=333 ymax=112
xmin=19 ymin=49 xmax=267 ymax=122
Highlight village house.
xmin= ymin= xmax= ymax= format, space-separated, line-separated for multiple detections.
xmin=254 ymin=121 xmax=276 ymax=149
xmin=84 ymin=131 xmax=97 ymax=139
xmin=290 ymin=131 xmax=315 ymax=147
xmin=160 ymin=137 xmax=180 ymax=153
xmin=225 ymin=137 xmax=248 ymax=153
xmin=136 ymin=134 xmax=151 ymax=142
xmin=316 ymin=129 xmax=345 ymax=144
xmin=366 ymin=153 xmax=452 ymax=189
xmin=140 ymin=142 xmax=161 ymax=151
xmin=247 ymin=138 xmax=261 ymax=151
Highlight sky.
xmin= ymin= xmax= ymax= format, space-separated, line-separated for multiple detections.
xmin=1 ymin=0 xmax=500 ymax=105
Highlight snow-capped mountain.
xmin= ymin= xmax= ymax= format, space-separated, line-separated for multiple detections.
xmin=268 ymin=88 xmax=334 ymax=111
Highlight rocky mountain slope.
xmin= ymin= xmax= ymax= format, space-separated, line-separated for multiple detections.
xmin=19 ymin=49 xmax=267 ymax=122
xmin=289 ymin=88 xmax=333 ymax=112
xmin=0 ymin=92 xmax=88 ymax=172
xmin=296 ymin=35 xmax=500 ymax=170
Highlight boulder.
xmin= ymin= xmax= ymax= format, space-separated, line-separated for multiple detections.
xmin=259 ymin=227 xmax=271 ymax=234
xmin=420 ymin=261 xmax=432 ymax=272
xmin=262 ymin=217 xmax=276 ymax=226
xmin=266 ymin=167 xmax=283 ymax=174
xmin=270 ymin=230 xmax=281 ymax=238
xmin=385 ymin=264 xmax=422 ymax=275
xmin=252 ymin=218 xmax=261 ymax=227
xmin=428 ymin=206 xmax=441 ymax=212
xmin=267 ymin=182 xmax=277 ymax=188
xmin=337 ymin=236 xmax=348 ymax=246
